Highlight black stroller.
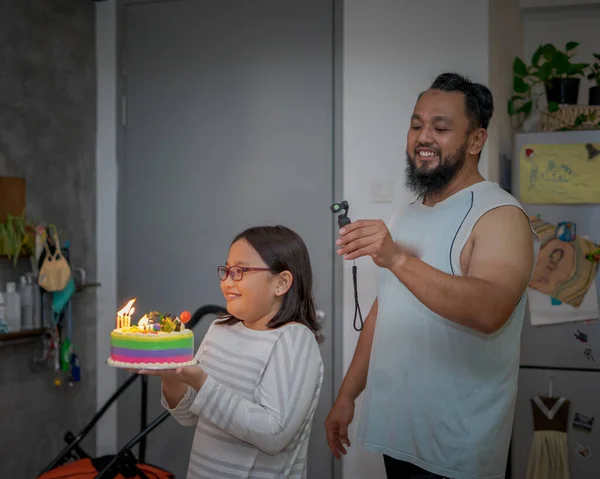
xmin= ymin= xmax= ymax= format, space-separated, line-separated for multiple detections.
xmin=36 ymin=304 xmax=227 ymax=479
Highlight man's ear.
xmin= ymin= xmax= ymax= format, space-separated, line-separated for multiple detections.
xmin=274 ymin=271 xmax=293 ymax=297
xmin=469 ymin=128 xmax=488 ymax=156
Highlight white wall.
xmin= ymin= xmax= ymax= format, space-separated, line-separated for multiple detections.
xmin=342 ymin=1 xmax=492 ymax=477
xmin=95 ymin=0 xmax=118 ymax=456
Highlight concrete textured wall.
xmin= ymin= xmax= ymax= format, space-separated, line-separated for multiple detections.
xmin=0 ymin=1 xmax=97 ymax=477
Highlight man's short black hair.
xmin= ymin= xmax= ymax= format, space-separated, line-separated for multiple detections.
xmin=427 ymin=72 xmax=494 ymax=131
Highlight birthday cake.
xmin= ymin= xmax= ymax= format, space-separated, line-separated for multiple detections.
xmin=107 ymin=299 xmax=196 ymax=369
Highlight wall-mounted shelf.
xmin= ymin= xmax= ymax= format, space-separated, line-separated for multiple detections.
xmin=0 ymin=328 xmax=45 ymax=342
xmin=76 ymin=282 xmax=101 ymax=293
xmin=0 ymin=252 xmax=30 ymax=259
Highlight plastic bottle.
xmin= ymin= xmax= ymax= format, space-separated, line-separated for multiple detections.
xmin=25 ymin=272 xmax=41 ymax=328
xmin=5 ymin=282 xmax=22 ymax=332
xmin=19 ymin=276 xmax=34 ymax=330
xmin=0 ymin=292 xmax=7 ymax=332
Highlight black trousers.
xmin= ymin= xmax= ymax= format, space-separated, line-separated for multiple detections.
xmin=383 ymin=455 xmax=448 ymax=479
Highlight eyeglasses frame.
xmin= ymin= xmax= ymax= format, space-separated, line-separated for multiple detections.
xmin=217 ymin=265 xmax=272 ymax=281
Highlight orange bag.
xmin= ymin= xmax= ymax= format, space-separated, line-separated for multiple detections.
xmin=36 ymin=456 xmax=175 ymax=479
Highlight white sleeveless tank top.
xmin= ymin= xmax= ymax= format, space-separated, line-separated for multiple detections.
xmin=356 ymin=181 xmax=540 ymax=479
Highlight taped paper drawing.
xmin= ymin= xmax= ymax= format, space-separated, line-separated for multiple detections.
xmin=529 ymin=217 xmax=600 ymax=308
xmin=520 ymin=143 xmax=600 ymax=204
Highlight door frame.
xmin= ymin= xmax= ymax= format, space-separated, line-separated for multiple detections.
xmin=115 ymin=1 xmax=345 ymax=477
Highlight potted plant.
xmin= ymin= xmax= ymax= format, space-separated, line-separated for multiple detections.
xmin=0 ymin=212 xmax=36 ymax=267
xmin=540 ymin=42 xmax=588 ymax=105
xmin=509 ymin=42 xmax=589 ymax=127
xmin=586 ymin=53 xmax=600 ymax=105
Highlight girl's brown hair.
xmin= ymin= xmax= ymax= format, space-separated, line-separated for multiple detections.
xmin=218 ymin=225 xmax=322 ymax=342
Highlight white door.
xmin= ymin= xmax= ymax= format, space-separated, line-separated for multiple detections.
xmin=117 ymin=1 xmax=337 ymax=477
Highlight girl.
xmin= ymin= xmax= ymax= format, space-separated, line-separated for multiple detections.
xmin=138 ymin=225 xmax=324 ymax=479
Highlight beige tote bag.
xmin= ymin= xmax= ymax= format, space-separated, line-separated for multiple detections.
xmin=38 ymin=231 xmax=71 ymax=292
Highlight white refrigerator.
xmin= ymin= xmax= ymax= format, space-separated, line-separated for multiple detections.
xmin=509 ymin=131 xmax=600 ymax=478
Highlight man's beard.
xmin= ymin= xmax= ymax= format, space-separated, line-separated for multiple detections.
xmin=404 ymin=143 xmax=467 ymax=198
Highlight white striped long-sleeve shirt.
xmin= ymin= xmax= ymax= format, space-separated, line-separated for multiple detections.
xmin=161 ymin=320 xmax=324 ymax=479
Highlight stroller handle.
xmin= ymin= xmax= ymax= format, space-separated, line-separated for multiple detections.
xmin=38 ymin=304 xmax=227 ymax=477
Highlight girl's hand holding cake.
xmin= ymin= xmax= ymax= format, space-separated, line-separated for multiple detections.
xmin=136 ymin=364 xmax=208 ymax=392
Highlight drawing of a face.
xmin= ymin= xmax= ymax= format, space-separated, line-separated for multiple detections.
xmin=529 ymin=239 xmax=575 ymax=294
xmin=546 ymin=248 xmax=564 ymax=271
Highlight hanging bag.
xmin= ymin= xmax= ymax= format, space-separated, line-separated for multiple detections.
xmin=38 ymin=229 xmax=71 ymax=292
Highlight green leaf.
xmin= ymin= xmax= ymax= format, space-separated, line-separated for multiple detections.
xmin=534 ymin=63 xmax=552 ymax=81
xmin=507 ymin=100 xmax=515 ymax=116
xmin=574 ymin=113 xmax=587 ymax=127
xmin=532 ymin=46 xmax=544 ymax=67
xmin=513 ymin=57 xmax=528 ymax=77
xmin=542 ymin=44 xmax=557 ymax=61
xmin=517 ymin=101 xmax=533 ymax=115
xmin=553 ymin=52 xmax=570 ymax=76
xmin=566 ymin=41 xmax=579 ymax=51
xmin=547 ymin=101 xmax=560 ymax=113
xmin=513 ymin=77 xmax=530 ymax=93
xmin=507 ymin=95 xmax=525 ymax=115
xmin=569 ymin=62 xmax=589 ymax=76
xmin=594 ymin=53 xmax=600 ymax=61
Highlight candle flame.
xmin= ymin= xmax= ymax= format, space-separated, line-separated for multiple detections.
xmin=117 ymin=298 xmax=136 ymax=316
xmin=117 ymin=298 xmax=137 ymax=329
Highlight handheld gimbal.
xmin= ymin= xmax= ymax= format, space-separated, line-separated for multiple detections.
xmin=330 ymin=200 xmax=363 ymax=331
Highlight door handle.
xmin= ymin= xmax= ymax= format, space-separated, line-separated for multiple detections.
xmin=316 ymin=310 xmax=326 ymax=320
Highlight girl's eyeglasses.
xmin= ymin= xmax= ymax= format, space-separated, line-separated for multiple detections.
xmin=217 ymin=265 xmax=271 ymax=282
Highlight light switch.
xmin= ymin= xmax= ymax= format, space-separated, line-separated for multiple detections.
xmin=370 ymin=179 xmax=394 ymax=203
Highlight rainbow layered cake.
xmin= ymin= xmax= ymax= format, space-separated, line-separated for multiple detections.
xmin=107 ymin=300 xmax=196 ymax=368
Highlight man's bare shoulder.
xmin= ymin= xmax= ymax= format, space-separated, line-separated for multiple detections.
xmin=468 ymin=204 xmax=535 ymax=285
xmin=473 ymin=204 xmax=533 ymax=240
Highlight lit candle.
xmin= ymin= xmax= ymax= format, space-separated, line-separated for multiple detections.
xmin=126 ymin=307 xmax=135 ymax=328
xmin=117 ymin=298 xmax=137 ymax=329
xmin=138 ymin=314 xmax=149 ymax=331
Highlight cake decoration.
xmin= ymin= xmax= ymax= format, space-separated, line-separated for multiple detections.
xmin=137 ymin=311 xmax=186 ymax=333
xmin=180 ymin=310 xmax=191 ymax=324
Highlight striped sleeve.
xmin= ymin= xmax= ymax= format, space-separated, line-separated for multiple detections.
xmin=160 ymin=384 xmax=198 ymax=426
xmin=188 ymin=326 xmax=322 ymax=455
xmin=160 ymin=322 xmax=214 ymax=425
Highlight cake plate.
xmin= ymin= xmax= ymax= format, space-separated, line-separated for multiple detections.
xmin=106 ymin=358 xmax=198 ymax=370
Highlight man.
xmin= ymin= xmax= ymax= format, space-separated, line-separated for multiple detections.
xmin=325 ymin=73 xmax=539 ymax=479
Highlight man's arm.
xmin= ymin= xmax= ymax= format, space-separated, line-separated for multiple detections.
xmin=389 ymin=206 xmax=535 ymax=334
xmin=325 ymin=299 xmax=378 ymax=458
xmin=337 ymin=299 xmax=378 ymax=401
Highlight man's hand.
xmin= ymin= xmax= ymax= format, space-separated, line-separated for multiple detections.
xmin=134 ymin=365 xmax=208 ymax=392
xmin=336 ymin=219 xmax=406 ymax=269
xmin=325 ymin=396 xmax=355 ymax=460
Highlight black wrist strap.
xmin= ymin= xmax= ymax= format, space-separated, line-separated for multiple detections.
xmin=352 ymin=262 xmax=363 ymax=331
